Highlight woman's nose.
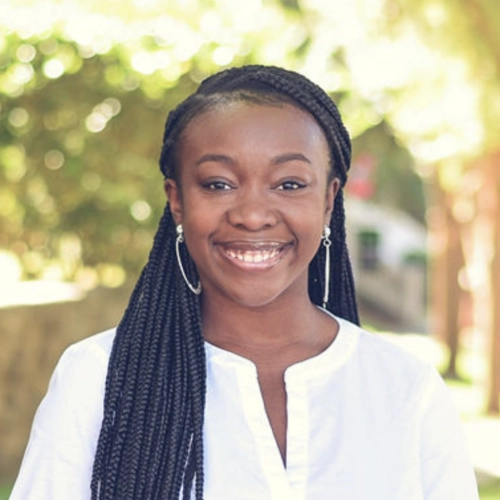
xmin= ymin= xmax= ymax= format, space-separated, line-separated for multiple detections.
xmin=226 ymin=187 xmax=278 ymax=231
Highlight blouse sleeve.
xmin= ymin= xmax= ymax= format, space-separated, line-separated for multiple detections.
xmin=419 ymin=366 xmax=479 ymax=500
xmin=10 ymin=332 xmax=112 ymax=500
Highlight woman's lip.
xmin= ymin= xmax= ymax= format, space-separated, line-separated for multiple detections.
xmin=216 ymin=242 xmax=290 ymax=269
xmin=218 ymin=241 xmax=288 ymax=250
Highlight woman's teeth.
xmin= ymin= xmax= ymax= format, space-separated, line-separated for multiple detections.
xmin=226 ymin=248 xmax=280 ymax=263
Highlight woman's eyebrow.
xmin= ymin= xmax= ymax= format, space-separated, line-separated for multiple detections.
xmin=270 ymin=153 xmax=312 ymax=165
xmin=194 ymin=152 xmax=312 ymax=167
xmin=195 ymin=154 xmax=235 ymax=166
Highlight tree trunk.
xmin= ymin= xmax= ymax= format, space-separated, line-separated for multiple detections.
xmin=486 ymin=153 xmax=500 ymax=413
xmin=443 ymin=193 xmax=467 ymax=379
xmin=427 ymin=177 xmax=465 ymax=379
xmin=466 ymin=153 xmax=500 ymax=414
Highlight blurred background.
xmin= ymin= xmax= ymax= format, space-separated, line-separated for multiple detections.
xmin=0 ymin=0 xmax=499 ymax=497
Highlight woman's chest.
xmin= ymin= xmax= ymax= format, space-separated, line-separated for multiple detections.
xmin=202 ymin=360 xmax=423 ymax=500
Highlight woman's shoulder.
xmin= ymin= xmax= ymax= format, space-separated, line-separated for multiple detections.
xmin=43 ymin=328 xmax=116 ymax=410
xmin=60 ymin=328 xmax=116 ymax=367
xmin=36 ymin=328 xmax=117 ymax=420
xmin=336 ymin=316 xmax=440 ymax=386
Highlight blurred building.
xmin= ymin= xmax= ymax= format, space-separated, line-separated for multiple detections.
xmin=346 ymin=197 xmax=428 ymax=332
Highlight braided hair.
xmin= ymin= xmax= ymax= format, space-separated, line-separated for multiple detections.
xmin=91 ymin=65 xmax=359 ymax=499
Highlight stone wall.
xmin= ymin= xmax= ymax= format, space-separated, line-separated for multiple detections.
xmin=0 ymin=283 xmax=133 ymax=483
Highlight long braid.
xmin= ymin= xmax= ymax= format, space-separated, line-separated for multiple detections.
xmin=91 ymin=206 xmax=205 ymax=499
xmin=91 ymin=65 xmax=360 ymax=500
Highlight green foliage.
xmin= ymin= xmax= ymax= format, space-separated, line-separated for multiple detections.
xmin=383 ymin=0 xmax=500 ymax=153
xmin=0 ymin=0 xmax=438 ymax=283
xmin=0 ymin=34 xmax=185 ymax=281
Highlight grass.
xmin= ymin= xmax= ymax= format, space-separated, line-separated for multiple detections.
xmin=0 ymin=486 xmax=11 ymax=500
xmin=479 ymin=478 xmax=500 ymax=499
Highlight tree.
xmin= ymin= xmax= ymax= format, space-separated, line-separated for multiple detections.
xmin=337 ymin=0 xmax=500 ymax=411
xmin=0 ymin=0 xmax=307 ymax=284
xmin=387 ymin=0 xmax=500 ymax=412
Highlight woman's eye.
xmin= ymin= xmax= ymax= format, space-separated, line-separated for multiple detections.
xmin=203 ymin=180 xmax=233 ymax=191
xmin=276 ymin=180 xmax=306 ymax=191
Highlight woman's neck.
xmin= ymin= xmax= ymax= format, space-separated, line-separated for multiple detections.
xmin=201 ymin=291 xmax=338 ymax=368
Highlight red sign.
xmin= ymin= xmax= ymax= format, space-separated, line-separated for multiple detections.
xmin=347 ymin=153 xmax=376 ymax=199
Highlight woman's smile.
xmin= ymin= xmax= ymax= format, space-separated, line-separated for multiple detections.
xmin=217 ymin=241 xmax=291 ymax=270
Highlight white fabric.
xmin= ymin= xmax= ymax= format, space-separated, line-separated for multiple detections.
xmin=11 ymin=316 xmax=478 ymax=499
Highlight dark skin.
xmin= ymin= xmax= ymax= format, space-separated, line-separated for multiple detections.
xmin=165 ymin=102 xmax=340 ymax=464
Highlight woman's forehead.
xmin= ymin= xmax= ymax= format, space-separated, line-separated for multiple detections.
xmin=178 ymin=101 xmax=329 ymax=155
xmin=182 ymin=100 xmax=323 ymax=137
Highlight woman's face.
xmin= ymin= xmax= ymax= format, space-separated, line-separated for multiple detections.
xmin=165 ymin=101 xmax=339 ymax=308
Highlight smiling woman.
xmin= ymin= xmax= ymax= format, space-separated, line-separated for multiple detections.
xmin=166 ymin=102 xmax=336 ymax=311
xmin=10 ymin=65 xmax=478 ymax=500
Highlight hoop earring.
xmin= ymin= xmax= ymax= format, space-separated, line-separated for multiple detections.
xmin=322 ymin=225 xmax=332 ymax=309
xmin=175 ymin=224 xmax=202 ymax=295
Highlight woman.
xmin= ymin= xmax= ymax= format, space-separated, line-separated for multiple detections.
xmin=11 ymin=65 xmax=478 ymax=499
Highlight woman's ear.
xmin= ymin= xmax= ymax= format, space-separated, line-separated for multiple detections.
xmin=324 ymin=178 xmax=341 ymax=224
xmin=164 ymin=179 xmax=183 ymax=225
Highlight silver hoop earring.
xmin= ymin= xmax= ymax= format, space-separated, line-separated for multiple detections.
xmin=175 ymin=224 xmax=202 ymax=295
xmin=322 ymin=225 xmax=332 ymax=309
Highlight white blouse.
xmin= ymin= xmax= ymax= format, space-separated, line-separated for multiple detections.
xmin=11 ymin=316 xmax=478 ymax=499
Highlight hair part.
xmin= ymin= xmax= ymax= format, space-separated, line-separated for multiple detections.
xmin=91 ymin=65 xmax=359 ymax=500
